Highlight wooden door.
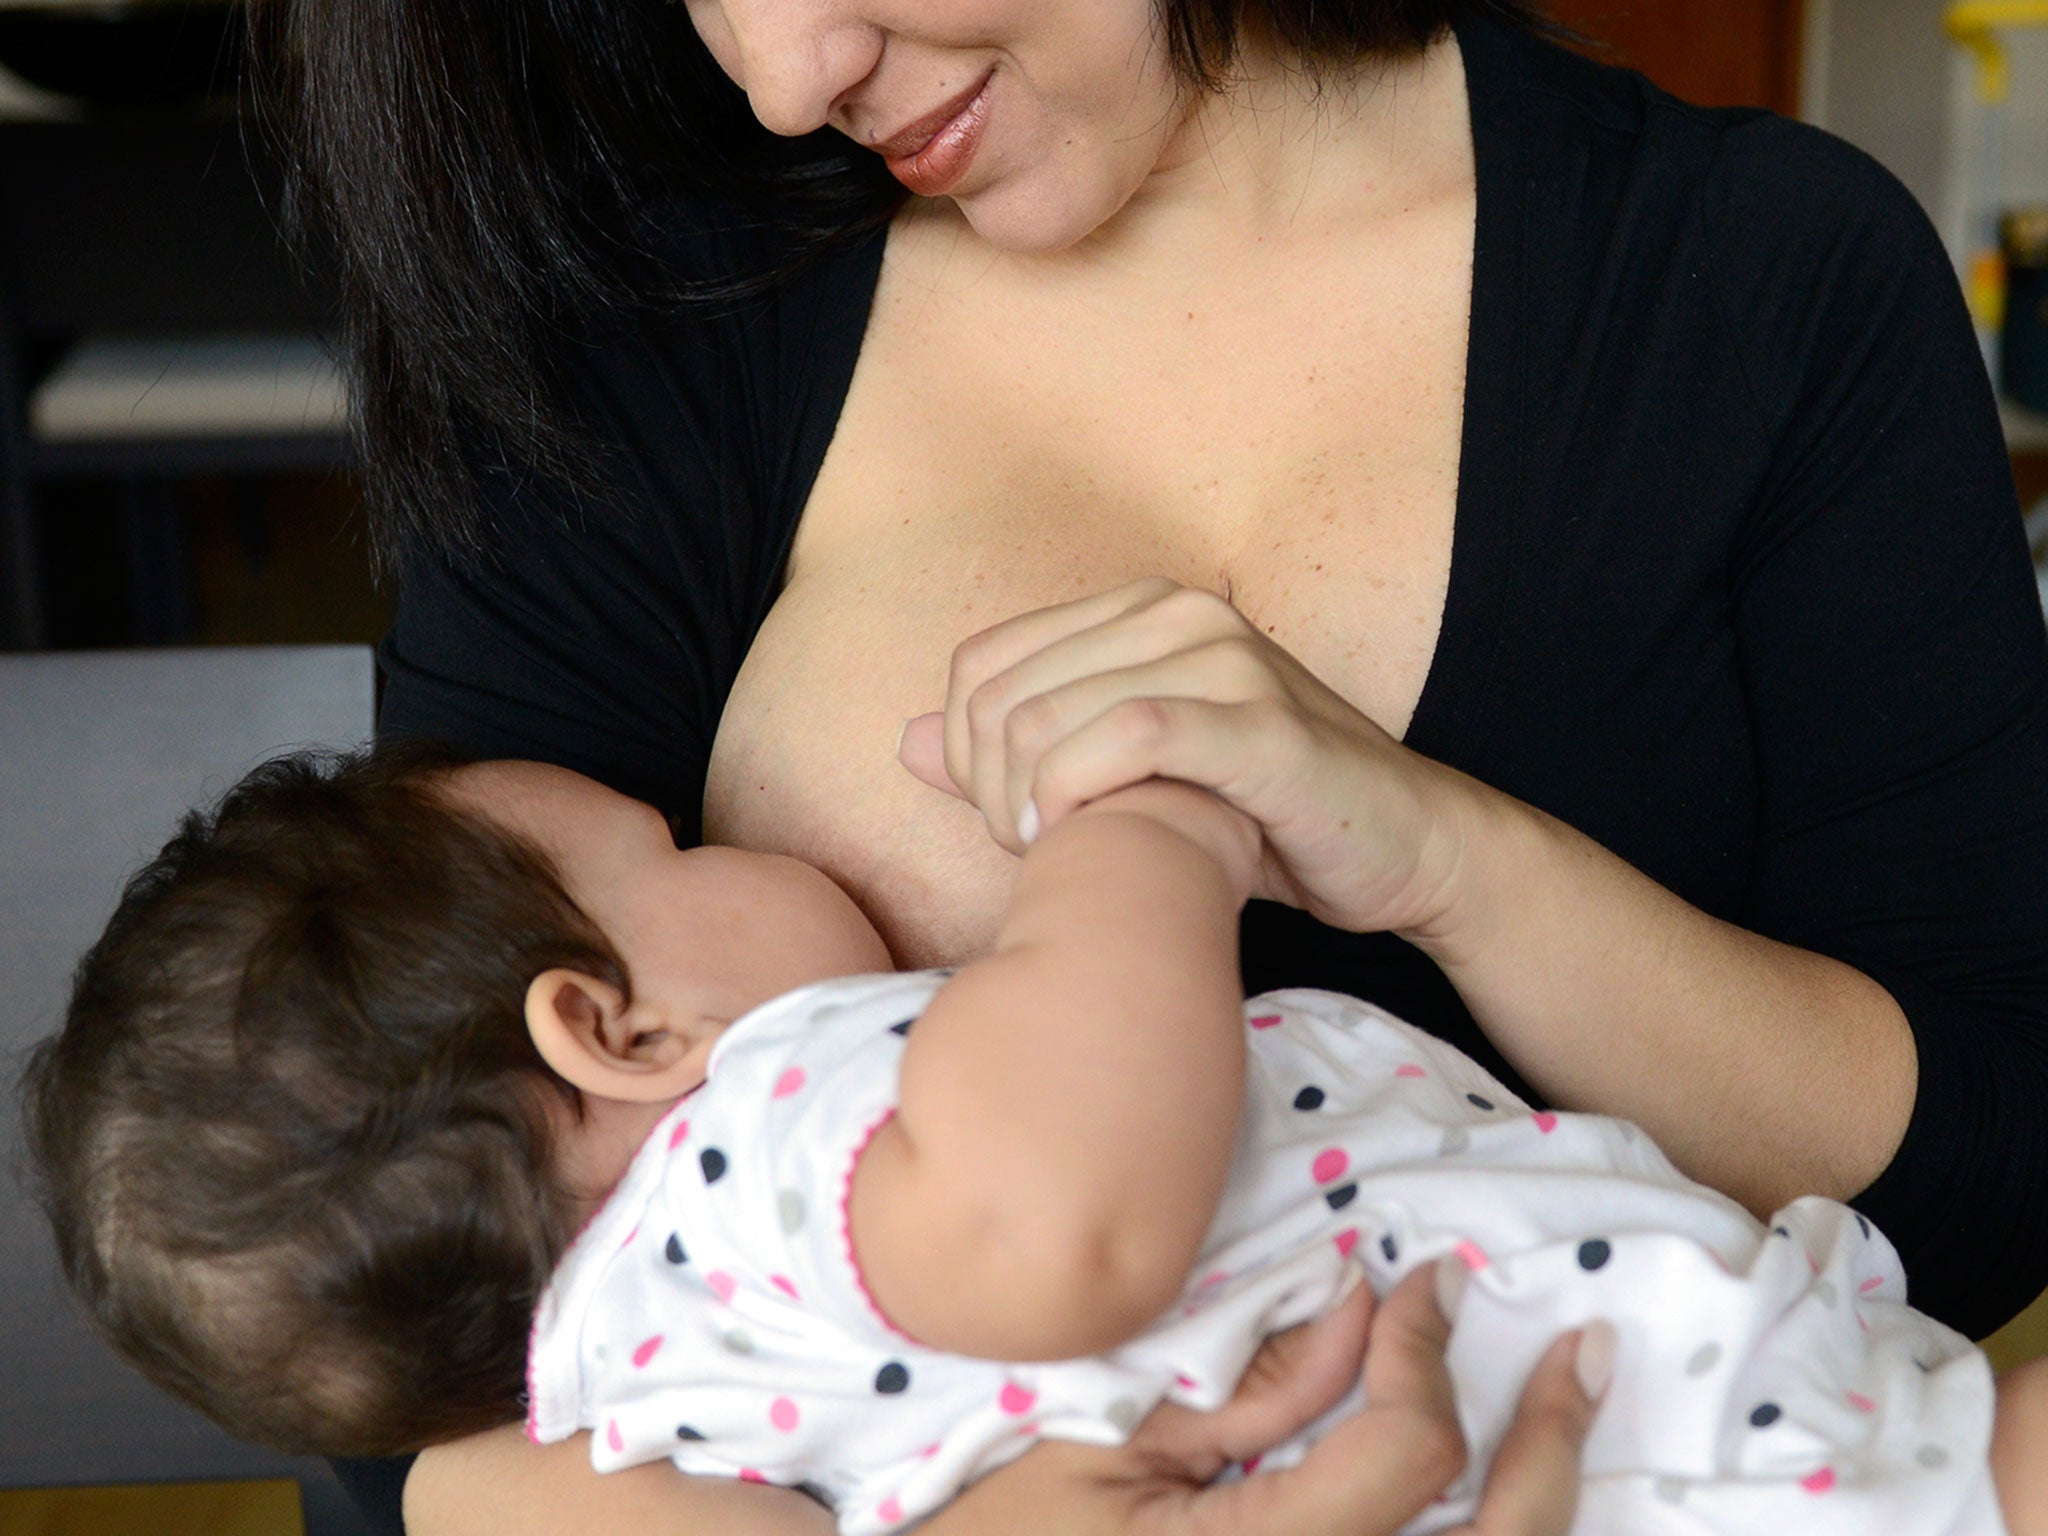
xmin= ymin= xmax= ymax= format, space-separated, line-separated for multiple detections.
xmin=1542 ymin=0 xmax=1806 ymax=114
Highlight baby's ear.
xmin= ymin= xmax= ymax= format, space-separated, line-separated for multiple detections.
xmin=524 ymin=970 xmax=704 ymax=1102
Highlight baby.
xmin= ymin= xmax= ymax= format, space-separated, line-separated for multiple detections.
xmin=18 ymin=745 xmax=2034 ymax=1534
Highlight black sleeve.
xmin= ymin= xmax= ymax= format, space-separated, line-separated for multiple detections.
xmin=1707 ymin=118 xmax=2048 ymax=1337
xmin=377 ymin=219 xmax=881 ymax=843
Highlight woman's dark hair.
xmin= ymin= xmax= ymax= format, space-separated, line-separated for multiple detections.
xmin=17 ymin=746 xmax=628 ymax=1456
xmin=250 ymin=0 xmax=1546 ymax=565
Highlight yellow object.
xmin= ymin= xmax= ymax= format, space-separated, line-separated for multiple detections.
xmin=1945 ymin=0 xmax=2048 ymax=103
xmin=0 ymin=1479 xmax=303 ymax=1536
xmin=1971 ymin=248 xmax=2010 ymax=329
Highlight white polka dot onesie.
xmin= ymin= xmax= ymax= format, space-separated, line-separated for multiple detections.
xmin=524 ymin=971 xmax=2004 ymax=1535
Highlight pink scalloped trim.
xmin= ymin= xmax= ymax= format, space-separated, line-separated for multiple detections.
xmin=840 ymin=1106 xmax=921 ymax=1342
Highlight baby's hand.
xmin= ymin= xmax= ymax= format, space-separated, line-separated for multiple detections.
xmin=1057 ymin=779 xmax=1263 ymax=907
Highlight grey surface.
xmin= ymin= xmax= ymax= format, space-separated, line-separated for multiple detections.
xmin=1821 ymin=0 xmax=1951 ymax=220
xmin=0 ymin=646 xmax=376 ymax=1534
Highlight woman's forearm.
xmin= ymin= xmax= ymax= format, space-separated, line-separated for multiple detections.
xmin=1407 ymin=770 xmax=1918 ymax=1214
xmin=405 ymin=1428 xmax=838 ymax=1536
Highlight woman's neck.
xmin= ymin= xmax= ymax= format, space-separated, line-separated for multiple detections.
xmin=1078 ymin=30 xmax=1473 ymax=273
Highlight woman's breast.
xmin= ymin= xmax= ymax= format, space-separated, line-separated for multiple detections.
xmin=703 ymin=224 xmax=1468 ymax=966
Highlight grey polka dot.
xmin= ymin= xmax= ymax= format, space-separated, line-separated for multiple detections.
xmin=779 ymin=1189 xmax=807 ymax=1233
xmin=1106 ymin=1398 xmax=1144 ymax=1435
xmin=1814 ymin=1280 xmax=1838 ymax=1309
xmin=1439 ymin=1128 xmax=1471 ymax=1156
xmin=1917 ymin=1445 xmax=1950 ymax=1470
xmin=1685 ymin=1343 xmax=1722 ymax=1377
xmin=811 ymin=1003 xmax=847 ymax=1023
xmin=1654 ymin=1477 xmax=1687 ymax=1504
xmin=724 ymin=1329 xmax=755 ymax=1355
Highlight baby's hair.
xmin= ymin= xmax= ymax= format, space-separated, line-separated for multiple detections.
xmin=18 ymin=744 xmax=629 ymax=1456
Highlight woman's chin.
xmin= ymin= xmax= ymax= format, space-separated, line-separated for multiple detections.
xmin=945 ymin=175 xmax=1136 ymax=257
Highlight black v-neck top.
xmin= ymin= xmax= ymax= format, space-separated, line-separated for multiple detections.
xmin=381 ymin=11 xmax=2048 ymax=1377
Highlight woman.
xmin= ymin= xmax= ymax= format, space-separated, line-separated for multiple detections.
xmin=258 ymin=0 xmax=2048 ymax=1530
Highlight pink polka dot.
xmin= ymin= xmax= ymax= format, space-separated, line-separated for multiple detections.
xmin=1395 ymin=1063 xmax=1428 ymax=1079
xmin=879 ymin=1498 xmax=905 ymax=1524
xmin=1241 ymin=1454 xmax=1263 ymax=1475
xmin=631 ymin=1334 xmax=664 ymax=1369
xmin=619 ymin=1224 xmax=640 ymax=1250
xmin=771 ymin=1274 xmax=802 ymax=1300
xmin=1195 ymin=1270 xmax=1229 ymax=1292
xmin=708 ymin=1271 xmax=737 ymax=1304
xmin=1249 ymin=1014 xmax=1284 ymax=1030
xmin=773 ymin=1067 xmax=808 ymax=1099
xmin=1859 ymin=1276 xmax=1885 ymax=1294
xmin=1454 ymin=1240 xmax=1491 ymax=1272
xmin=740 ymin=1469 xmax=767 ymax=1485
xmin=770 ymin=1397 xmax=800 ymax=1432
xmin=1312 ymin=1148 xmax=1350 ymax=1184
xmin=1532 ymin=1112 xmax=1558 ymax=1134
xmin=1333 ymin=1227 xmax=1361 ymax=1258
xmin=1175 ymin=1373 xmax=1198 ymax=1389
xmin=668 ymin=1119 xmax=691 ymax=1149
xmin=605 ymin=1419 xmax=624 ymax=1454
xmin=921 ymin=1443 xmax=941 ymax=1459
xmin=999 ymin=1383 xmax=1037 ymax=1416
xmin=1847 ymin=1392 xmax=1876 ymax=1413
xmin=1801 ymin=1468 xmax=1836 ymax=1495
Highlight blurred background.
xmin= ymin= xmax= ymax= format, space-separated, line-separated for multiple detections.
xmin=0 ymin=2 xmax=2045 ymax=1533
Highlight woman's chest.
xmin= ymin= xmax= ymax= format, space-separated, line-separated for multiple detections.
xmin=704 ymin=226 xmax=1472 ymax=964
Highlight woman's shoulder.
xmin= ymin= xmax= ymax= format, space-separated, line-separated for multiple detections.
xmin=1470 ymin=10 xmax=1927 ymax=233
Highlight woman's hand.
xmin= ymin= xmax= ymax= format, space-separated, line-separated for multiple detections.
xmin=936 ymin=1265 xmax=1605 ymax=1536
xmin=407 ymin=1267 xmax=1603 ymax=1536
xmin=896 ymin=578 xmax=1479 ymax=941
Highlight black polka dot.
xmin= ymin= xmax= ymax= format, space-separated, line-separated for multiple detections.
xmin=1293 ymin=1086 xmax=1327 ymax=1111
xmin=1325 ymin=1183 xmax=1358 ymax=1211
xmin=1577 ymin=1239 xmax=1612 ymax=1272
xmin=794 ymin=1482 xmax=834 ymax=1509
xmin=1772 ymin=1226 xmax=1791 ymax=1238
xmin=665 ymin=1233 xmax=686 ymax=1265
xmin=1380 ymin=1234 xmax=1399 ymax=1264
xmin=1749 ymin=1404 xmax=1782 ymax=1429
xmin=700 ymin=1148 xmax=728 ymax=1184
xmin=676 ymin=1424 xmax=705 ymax=1441
xmin=875 ymin=1362 xmax=911 ymax=1394
xmin=890 ymin=1018 xmax=914 ymax=1036
xmin=1466 ymin=1093 xmax=1494 ymax=1111
xmin=1856 ymin=1214 xmax=1871 ymax=1240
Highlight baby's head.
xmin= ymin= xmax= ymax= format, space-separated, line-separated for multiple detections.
xmin=18 ymin=748 xmax=886 ymax=1457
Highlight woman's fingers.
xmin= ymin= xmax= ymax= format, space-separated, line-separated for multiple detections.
xmin=1450 ymin=1322 xmax=1609 ymax=1536
xmin=1124 ymin=1268 xmax=1376 ymax=1480
xmin=1154 ymin=1266 xmax=1470 ymax=1536
xmin=940 ymin=578 xmax=1186 ymax=803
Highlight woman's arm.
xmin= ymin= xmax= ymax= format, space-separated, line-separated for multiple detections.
xmin=898 ymin=581 xmax=1920 ymax=1218
xmin=849 ymin=780 xmax=1262 ymax=1360
xmin=402 ymin=1270 xmax=1606 ymax=1536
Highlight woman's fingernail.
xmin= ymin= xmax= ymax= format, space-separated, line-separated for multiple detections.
xmin=1434 ymin=1254 xmax=1468 ymax=1319
xmin=895 ymin=718 xmax=914 ymax=758
xmin=1018 ymin=799 xmax=1042 ymax=845
xmin=1575 ymin=1318 xmax=1617 ymax=1401
xmin=1333 ymin=1257 xmax=1369 ymax=1303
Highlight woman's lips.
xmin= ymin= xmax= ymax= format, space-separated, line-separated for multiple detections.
xmin=879 ymin=74 xmax=993 ymax=197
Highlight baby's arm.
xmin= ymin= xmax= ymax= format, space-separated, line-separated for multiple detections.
xmin=848 ymin=780 xmax=1260 ymax=1362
